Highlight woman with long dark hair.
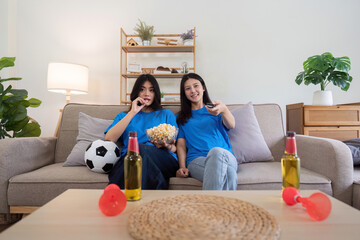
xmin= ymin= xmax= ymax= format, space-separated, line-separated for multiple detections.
xmin=176 ymin=73 xmax=238 ymax=190
xmin=105 ymin=74 xmax=178 ymax=189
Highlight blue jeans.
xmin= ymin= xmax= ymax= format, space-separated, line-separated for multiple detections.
xmin=108 ymin=143 xmax=178 ymax=189
xmin=188 ymin=147 xmax=238 ymax=190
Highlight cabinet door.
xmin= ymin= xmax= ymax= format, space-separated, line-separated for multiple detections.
xmin=304 ymin=127 xmax=360 ymax=141
xmin=304 ymin=106 xmax=360 ymax=126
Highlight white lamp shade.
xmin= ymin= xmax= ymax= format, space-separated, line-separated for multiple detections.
xmin=47 ymin=62 xmax=88 ymax=95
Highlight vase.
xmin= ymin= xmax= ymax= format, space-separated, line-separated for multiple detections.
xmin=183 ymin=39 xmax=193 ymax=45
xmin=312 ymin=90 xmax=333 ymax=105
xmin=142 ymin=40 xmax=151 ymax=46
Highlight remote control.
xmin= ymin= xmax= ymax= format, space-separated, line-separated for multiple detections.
xmin=206 ymin=103 xmax=216 ymax=108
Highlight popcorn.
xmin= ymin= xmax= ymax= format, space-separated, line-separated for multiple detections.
xmin=146 ymin=124 xmax=177 ymax=143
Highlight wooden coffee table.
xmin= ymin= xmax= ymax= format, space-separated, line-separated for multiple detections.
xmin=0 ymin=189 xmax=359 ymax=239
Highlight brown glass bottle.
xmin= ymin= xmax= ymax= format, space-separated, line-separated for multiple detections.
xmin=281 ymin=131 xmax=300 ymax=191
xmin=124 ymin=131 xmax=142 ymax=201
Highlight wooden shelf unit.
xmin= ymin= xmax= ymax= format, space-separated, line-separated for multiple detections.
xmin=120 ymin=27 xmax=196 ymax=104
xmin=122 ymin=45 xmax=194 ymax=53
xmin=286 ymin=102 xmax=360 ymax=141
xmin=122 ymin=73 xmax=193 ymax=79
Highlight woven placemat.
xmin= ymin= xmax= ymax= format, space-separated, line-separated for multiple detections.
xmin=128 ymin=194 xmax=280 ymax=240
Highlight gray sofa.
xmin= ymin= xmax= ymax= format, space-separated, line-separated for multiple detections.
xmin=0 ymin=103 xmax=356 ymax=223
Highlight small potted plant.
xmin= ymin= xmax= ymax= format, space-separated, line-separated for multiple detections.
xmin=295 ymin=52 xmax=352 ymax=105
xmin=180 ymin=29 xmax=194 ymax=45
xmin=161 ymin=92 xmax=165 ymax=102
xmin=134 ymin=19 xmax=155 ymax=46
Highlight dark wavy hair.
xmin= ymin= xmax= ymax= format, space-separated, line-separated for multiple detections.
xmin=176 ymin=73 xmax=212 ymax=125
xmin=129 ymin=74 xmax=162 ymax=111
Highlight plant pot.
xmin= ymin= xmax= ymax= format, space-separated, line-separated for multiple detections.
xmin=142 ymin=40 xmax=151 ymax=46
xmin=182 ymin=39 xmax=193 ymax=45
xmin=312 ymin=90 xmax=333 ymax=105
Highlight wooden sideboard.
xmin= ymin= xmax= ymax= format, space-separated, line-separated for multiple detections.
xmin=286 ymin=102 xmax=360 ymax=141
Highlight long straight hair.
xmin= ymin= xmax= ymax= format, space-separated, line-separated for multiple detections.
xmin=177 ymin=73 xmax=212 ymax=125
xmin=128 ymin=74 xmax=162 ymax=112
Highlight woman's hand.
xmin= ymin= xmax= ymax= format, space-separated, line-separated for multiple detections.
xmin=206 ymin=100 xmax=235 ymax=129
xmin=130 ymin=97 xmax=146 ymax=114
xmin=151 ymin=139 xmax=176 ymax=152
xmin=176 ymin=167 xmax=189 ymax=178
xmin=205 ymin=100 xmax=226 ymax=116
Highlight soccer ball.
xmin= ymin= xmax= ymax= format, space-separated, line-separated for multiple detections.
xmin=84 ymin=139 xmax=121 ymax=173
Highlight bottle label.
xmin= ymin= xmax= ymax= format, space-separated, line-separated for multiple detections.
xmin=285 ymin=138 xmax=297 ymax=154
xmin=128 ymin=138 xmax=139 ymax=153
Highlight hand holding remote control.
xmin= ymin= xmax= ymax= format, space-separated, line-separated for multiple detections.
xmin=206 ymin=103 xmax=216 ymax=108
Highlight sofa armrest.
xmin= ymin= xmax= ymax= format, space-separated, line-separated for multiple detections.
xmin=0 ymin=137 xmax=57 ymax=214
xmin=297 ymin=135 xmax=353 ymax=204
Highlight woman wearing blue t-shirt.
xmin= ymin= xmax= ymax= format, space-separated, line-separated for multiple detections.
xmin=176 ymin=73 xmax=238 ymax=190
xmin=105 ymin=74 xmax=178 ymax=189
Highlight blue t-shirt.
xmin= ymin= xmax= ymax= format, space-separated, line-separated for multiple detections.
xmin=178 ymin=107 xmax=233 ymax=166
xmin=105 ymin=109 xmax=177 ymax=159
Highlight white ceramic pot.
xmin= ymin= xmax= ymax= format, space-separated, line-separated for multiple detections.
xmin=142 ymin=40 xmax=151 ymax=46
xmin=183 ymin=39 xmax=193 ymax=45
xmin=312 ymin=90 xmax=333 ymax=105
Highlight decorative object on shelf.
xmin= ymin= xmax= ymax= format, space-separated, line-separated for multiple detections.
xmin=181 ymin=62 xmax=189 ymax=73
xmin=180 ymin=29 xmax=195 ymax=45
xmin=0 ymin=57 xmax=42 ymax=138
xmin=141 ymin=68 xmax=154 ymax=74
xmin=127 ymin=38 xmax=138 ymax=46
xmin=171 ymin=68 xmax=178 ymax=73
xmin=154 ymin=66 xmax=171 ymax=74
xmin=161 ymin=92 xmax=165 ymax=101
xmin=157 ymin=38 xmax=177 ymax=46
xmin=295 ymin=52 xmax=352 ymax=105
xmin=128 ymin=63 xmax=141 ymax=73
xmin=47 ymin=62 xmax=89 ymax=104
xmin=133 ymin=19 xmax=155 ymax=46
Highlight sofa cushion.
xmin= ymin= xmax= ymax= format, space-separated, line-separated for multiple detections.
xmin=353 ymin=178 xmax=360 ymax=210
xmin=343 ymin=138 xmax=360 ymax=165
xmin=354 ymin=166 xmax=360 ymax=182
xmin=228 ymin=102 xmax=274 ymax=164
xmin=170 ymin=162 xmax=332 ymax=195
xmin=63 ymin=112 xmax=113 ymax=166
xmin=8 ymin=163 xmax=108 ymax=206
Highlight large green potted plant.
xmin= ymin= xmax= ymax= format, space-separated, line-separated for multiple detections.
xmin=0 ymin=57 xmax=42 ymax=138
xmin=295 ymin=52 xmax=352 ymax=105
xmin=134 ymin=19 xmax=155 ymax=46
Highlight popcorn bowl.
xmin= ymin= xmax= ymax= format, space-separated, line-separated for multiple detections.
xmin=146 ymin=124 xmax=178 ymax=144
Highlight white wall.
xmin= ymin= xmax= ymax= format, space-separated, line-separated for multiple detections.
xmin=0 ymin=0 xmax=8 ymax=58
xmin=7 ymin=0 xmax=360 ymax=136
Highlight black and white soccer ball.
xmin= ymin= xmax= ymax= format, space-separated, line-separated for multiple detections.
xmin=84 ymin=139 xmax=120 ymax=173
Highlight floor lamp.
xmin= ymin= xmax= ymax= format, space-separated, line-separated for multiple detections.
xmin=47 ymin=62 xmax=89 ymax=137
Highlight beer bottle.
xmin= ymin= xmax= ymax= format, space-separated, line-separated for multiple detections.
xmin=124 ymin=131 xmax=142 ymax=201
xmin=281 ymin=131 xmax=300 ymax=191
